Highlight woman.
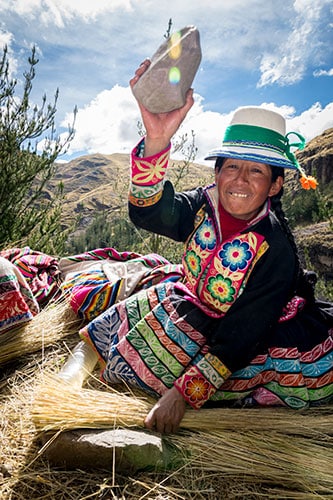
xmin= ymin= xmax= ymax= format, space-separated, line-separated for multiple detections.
xmin=80 ymin=60 xmax=332 ymax=434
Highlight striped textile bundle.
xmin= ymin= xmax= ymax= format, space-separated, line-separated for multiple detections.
xmin=0 ymin=246 xmax=61 ymax=306
xmin=60 ymin=247 xmax=183 ymax=321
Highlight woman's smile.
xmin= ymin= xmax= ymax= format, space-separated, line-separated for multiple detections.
xmin=228 ymin=191 xmax=250 ymax=198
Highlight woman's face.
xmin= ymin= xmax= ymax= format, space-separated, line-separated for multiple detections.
xmin=215 ymin=158 xmax=283 ymax=220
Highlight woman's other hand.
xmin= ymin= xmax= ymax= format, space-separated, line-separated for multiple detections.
xmin=144 ymin=386 xmax=186 ymax=434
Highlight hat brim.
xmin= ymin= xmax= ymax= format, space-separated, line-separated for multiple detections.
xmin=204 ymin=146 xmax=297 ymax=169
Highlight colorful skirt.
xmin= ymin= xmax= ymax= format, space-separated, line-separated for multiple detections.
xmin=80 ymin=282 xmax=333 ymax=410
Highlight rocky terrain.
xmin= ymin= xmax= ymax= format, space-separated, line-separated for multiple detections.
xmin=297 ymin=127 xmax=333 ymax=185
xmin=294 ymin=128 xmax=333 ymax=284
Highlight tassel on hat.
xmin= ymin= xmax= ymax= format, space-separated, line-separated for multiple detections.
xmin=285 ymin=132 xmax=318 ymax=190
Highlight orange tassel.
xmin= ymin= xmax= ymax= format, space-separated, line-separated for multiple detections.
xmin=300 ymin=175 xmax=318 ymax=190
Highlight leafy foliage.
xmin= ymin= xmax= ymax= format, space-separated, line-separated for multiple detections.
xmin=282 ymin=173 xmax=333 ymax=228
xmin=66 ymin=205 xmax=185 ymax=263
xmin=0 ymin=45 xmax=76 ymax=254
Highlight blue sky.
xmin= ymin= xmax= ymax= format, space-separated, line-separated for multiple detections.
xmin=0 ymin=0 xmax=332 ymax=164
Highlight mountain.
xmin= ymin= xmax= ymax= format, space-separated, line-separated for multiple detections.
xmin=52 ymin=153 xmax=214 ymax=228
xmin=294 ymin=128 xmax=333 ymax=284
xmin=52 ymin=129 xmax=332 ymax=285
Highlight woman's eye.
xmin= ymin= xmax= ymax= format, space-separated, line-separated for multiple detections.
xmin=251 ymin=168 xmax=264 ymax=174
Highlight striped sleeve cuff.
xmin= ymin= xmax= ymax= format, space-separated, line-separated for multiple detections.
xmin=174 ymin=353 xmax=231 ymax=409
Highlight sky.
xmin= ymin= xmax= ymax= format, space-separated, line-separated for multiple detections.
xmin=0 ymin=0 xmax=332 ymax=164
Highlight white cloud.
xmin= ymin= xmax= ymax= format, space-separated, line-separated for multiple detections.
xmin=313 ymin=68 xmax=333 ymax=77
xmin=0 ymin=29 xmax=12 ymax=47
xmin=0 ymin=31 xmax=17 ymax=75
xmin=287 ymin=102 xmax=333 ymax=141
xmin=1 ymin=0 xmax=132 ymax=23
xmin=63 ymin=85 xmax=141 ymax=156
xmin=63 ymin=84 xmax=333 ymax=164
xmin=258 ymin=0 xmax=331 ymax=87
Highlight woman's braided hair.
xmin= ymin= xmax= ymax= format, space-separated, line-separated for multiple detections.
xmin=270 ymin=166 xmax=315 ymax=300
xmin=269 ymin=166 xmax=298 ymax=256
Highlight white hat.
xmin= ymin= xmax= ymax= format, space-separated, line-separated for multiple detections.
xmin=205 ymin=106 xmax=305 ymax=170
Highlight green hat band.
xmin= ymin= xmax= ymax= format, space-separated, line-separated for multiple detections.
xmin=223 ymin=124 xmax=305 ymax=169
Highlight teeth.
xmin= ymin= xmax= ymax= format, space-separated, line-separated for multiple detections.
xmin=231 ymin=193 xmax=248 ymax=198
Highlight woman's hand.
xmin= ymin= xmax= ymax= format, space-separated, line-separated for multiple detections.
xmin=129 ymin=59 xmax=194 ymax=157
xmin=144 ymin=386 xmax=186 ymax=434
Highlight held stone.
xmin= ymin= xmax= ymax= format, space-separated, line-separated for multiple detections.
xmin=132 ymin=26 xmax=202 ymax=113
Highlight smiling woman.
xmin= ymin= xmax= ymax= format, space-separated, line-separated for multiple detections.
xmin=76 ymin=60 xmax=332 ymax=435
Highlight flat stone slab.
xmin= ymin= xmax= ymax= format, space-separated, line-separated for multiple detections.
xmin=40 ymin=428 xmax=180 ymax=472
xmin=132 ymin=25 xmax=201 ymax=113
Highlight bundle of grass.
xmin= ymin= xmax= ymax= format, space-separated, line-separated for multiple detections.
xmin=32 ymin=372 xmax=150 ymax=431
xmin=172 ymin=429 xmax=333 ymax=497
xmin=0 ymin=299 xmax=82 ymax=366
xmin=32 ymin=372 xmax=333 ymax=437
xmin=31 ymin=374 xmax=333 ymax=497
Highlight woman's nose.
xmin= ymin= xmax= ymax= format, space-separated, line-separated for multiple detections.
xmin=235 ymin=168 xmax=249 ymax=182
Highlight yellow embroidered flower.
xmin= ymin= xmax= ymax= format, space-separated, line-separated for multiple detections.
xmin=185 ymin=250 xmax=201 ymax=278
xmin=132 ymin=151 xmax=169 ymax=185
xmin=207 ymin=274 xmax=236 ymax=304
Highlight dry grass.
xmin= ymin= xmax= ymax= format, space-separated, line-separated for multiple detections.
xmin=30 ymin=372 xmax=333 ymax=497
xmin=31 ymin=366 xmax=332 ymax=440
xmin=1 ymin=301 xmax=333 ymax=499
xmin=0 ymin=298 xmax=81 ymax=366
xmin=32 ymin=371 xmax=332 ymax=438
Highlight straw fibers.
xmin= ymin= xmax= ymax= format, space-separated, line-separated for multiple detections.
xmin=32 ymin=372 xmax=333 ymax=437
xmin=0 ymin=297 xmax=82 ymax=366
xmin=30 ymin=372 xmax=333 ymax=498
xmin=1 ymin=309 xmax=333 ymax=499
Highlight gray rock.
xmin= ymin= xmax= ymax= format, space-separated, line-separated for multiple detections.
xmin=132 ymin=26 xmax=202 ymax=113
xmin=40 ymin=428 xmax=180 ymax=472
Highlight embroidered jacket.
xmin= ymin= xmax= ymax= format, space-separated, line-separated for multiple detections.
xmin=128 ymin=140 xmax=298 ymax=408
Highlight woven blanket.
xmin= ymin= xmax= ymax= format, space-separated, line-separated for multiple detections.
xmin=60 ymin=247 xmax=184 ymax=321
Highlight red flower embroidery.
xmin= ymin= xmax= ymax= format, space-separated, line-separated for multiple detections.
xmin=184 ymin=375 xmax=210 ymax=403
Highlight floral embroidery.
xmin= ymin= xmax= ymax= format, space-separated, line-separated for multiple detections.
xmin=207 ymin=274 xmax=236 ymax=303
xmin=220 ymin=239 xmax=253 ymax=272
xmin=185 ymin=250 xmax=201 ymax=278
xmin=129 ymin=182 xmax=163 ymax=198
xmin=132 ymin=150 xmax=169 ymax=186
xmin=194 ymin=220 xmax=216 ymax=250
xmin=184 ymin=375 xmax=210 ymax=403
xmin=184 ymin=210 xmax=266 ymax=315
